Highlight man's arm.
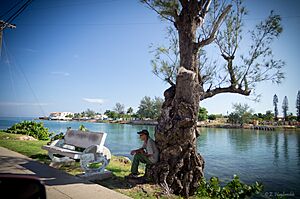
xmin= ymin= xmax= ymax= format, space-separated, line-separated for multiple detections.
xmin=130 ymin=147 xmax=145 ymax=155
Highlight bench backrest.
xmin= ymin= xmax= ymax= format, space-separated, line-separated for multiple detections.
xmin=64 ymin=130 xmax=107 ymax=151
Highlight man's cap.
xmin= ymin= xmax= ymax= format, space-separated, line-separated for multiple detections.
xmin=137 ymin=129 xmax=149 ymax=136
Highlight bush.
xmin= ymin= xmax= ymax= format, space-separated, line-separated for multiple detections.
xmin=208 ymin=114 xmax=217 ymax=120
xmin=196 ymin=175 xmax=263 ymax=199
xmin=5 ymin=121 xmax=53 ymax=140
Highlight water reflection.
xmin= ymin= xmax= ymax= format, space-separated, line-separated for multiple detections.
xmin=197 ymin=128 xmax=300 ymax=196
xmin=283 ymin=133 xmax=289 ymax=160
xmin=298 ymin=134 xmax=300 ymax=168
xmin=274 ymin=133 xmax=279 ymax=166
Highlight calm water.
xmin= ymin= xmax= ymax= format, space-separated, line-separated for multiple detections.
xmin=1 ymin=117 xmax=299 ymax=197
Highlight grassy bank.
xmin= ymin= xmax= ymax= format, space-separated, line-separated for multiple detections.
xmin=0 ymin=131 xmax=187 ymax=199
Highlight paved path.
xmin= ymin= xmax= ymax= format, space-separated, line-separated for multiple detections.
xmin=0 ymin=147 xmax=131 ymax=199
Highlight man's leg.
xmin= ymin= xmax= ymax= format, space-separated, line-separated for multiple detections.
xmin=131 ymin=153 xmax=152 ymax=174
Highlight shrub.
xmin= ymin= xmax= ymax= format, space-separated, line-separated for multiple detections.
xmin=208 ymin=114 xmax=217 ymax=120
xmin=196 ymin=175 xmax=263 ymax=199
xmin=5 ymin=121 xmax=53 ymax=140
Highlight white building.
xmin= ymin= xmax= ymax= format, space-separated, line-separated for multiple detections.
xmin=49 ymin=112 xmax=74 ymax=120
xmin=95 ymin=114 xmax=108 ymax=120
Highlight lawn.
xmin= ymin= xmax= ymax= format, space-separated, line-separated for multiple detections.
xmin=0 ymin=131 xmax=50 ymax=163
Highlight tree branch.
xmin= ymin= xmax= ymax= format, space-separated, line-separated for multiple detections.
xmin=142 ymin=0 xmax=176 ymax=23
xmin=197 ymin=5 xmax=232 ymax=48
xmin=166 ymin=77 xmax=176 ymax=86
xmin=201 ymin=86 xmax=251 ymax=100
xmin=201 ymin=0 xmax=212 ymax=17
xmin=222 ymin=54 xmax=237 ymax=86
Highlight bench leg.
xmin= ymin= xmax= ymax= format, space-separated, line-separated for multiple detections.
xmin=80 ymin=145 xmax=111 ymax=176
xmin=80 ymin=153 xmax=109 ymax=176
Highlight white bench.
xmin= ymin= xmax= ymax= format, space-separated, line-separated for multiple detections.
xmin=42 ymin=130 xmax=111 ymax=176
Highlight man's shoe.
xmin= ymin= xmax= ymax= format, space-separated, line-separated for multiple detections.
xmin=126 ymin=173 xmax=139 ymax=178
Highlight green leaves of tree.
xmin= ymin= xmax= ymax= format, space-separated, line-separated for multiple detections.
xmin=137 ymin=96 xmax=163 ymax=119
xmin=228 ymin=103 xmax=253 ymax=125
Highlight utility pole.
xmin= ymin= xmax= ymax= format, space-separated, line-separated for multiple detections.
xmin=0 ymin=20 xmax=16 ymax=55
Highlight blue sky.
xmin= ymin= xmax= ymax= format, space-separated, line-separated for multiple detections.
xmin=0 ymin=0 xmax=299 ymax=117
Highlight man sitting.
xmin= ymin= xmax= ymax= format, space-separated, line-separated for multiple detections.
xmin=128 ymin=129 xmax=159 ymax=178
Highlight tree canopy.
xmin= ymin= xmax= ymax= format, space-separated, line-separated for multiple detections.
xmin=137 ymin=96 xmax=163 ymax=119
xmin=228 ymin=103 xmax=253 ymax=125
xmin=146 ymin=0 xmax=285 ymax=101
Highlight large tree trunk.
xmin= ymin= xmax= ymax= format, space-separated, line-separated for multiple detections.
xmin=148 ymin=10 xmax=205 ymax=197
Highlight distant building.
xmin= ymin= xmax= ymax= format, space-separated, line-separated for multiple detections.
xmin=49 ymin=112 xmax=74 ymax=120
xmin=95 ymin=114 xmax=108 ymax=120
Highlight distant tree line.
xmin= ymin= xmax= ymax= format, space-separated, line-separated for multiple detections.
xmin=226 ymin=90 xmax=300 ymax=125
xmin=71 ymin=90 xmax=300 ymax=123
xmin=72 ymin=96 xmax=164 ymax=121
xmin=273 ymin=90 xmax=300 ymax=122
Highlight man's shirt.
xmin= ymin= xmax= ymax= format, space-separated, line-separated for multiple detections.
xmin=142 ymin=138 xmax=159 ymax=163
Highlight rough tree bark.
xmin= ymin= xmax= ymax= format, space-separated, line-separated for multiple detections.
xmin=146 ymin=1 xmax=207 ymax=197
xmin=143 ymin=0 xmax=284 ymax=196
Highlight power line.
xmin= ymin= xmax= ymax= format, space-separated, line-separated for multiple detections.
xmin=0 ymin=0 xmax=25 ymax=19
xmin=5 ymin=0 xmax=34 ymax=24
xmin=1 ymin=0 xmax=34 ymax=55
xmin=1 ymin=38 xmax=47 ymax=117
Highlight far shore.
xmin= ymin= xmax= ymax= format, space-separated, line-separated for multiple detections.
xmin=37 ymin=117 xmax=300 ymax=131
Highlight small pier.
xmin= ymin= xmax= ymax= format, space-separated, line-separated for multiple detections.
xmin=251 ymin=125 xmax=275 ymax=131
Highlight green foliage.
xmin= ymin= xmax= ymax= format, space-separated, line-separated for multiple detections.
xmin=282 ymin=96 xmax=289 ymax=121
xmin=297 ymin=90 xmax=300 ymax=122
xmin=65 ymin=114 xmax=73 ymax=118
xmin=114 ymin=103 xmax=125 ymax=114
xmin=50 ymin=132 xmax=64 ymax=142
xmin=208 ymin=114 xmax=217 ymax=120
xmin=104 ymin=110 xmax=119 ymax=120
xmin=286 ymin=113 xmax=297 ymax=122
xmin=273 ymin=94 xmax=279 ymax=121
xmin=84 ymin=108 xmax=96 ymax=118
xmin=137 ymin=96 xmax=163 ymax=119
xmin=5 ymin=121 xmax=53 ymax=140
xmin=252 ymin=111 xmax=274 ymax=121
xmin=79 ymin=124 xmax=88 ymax=131
xmin=198 ymin=107 xmax=208 ymax=121
xmin=127 ymin=107 xmax=134 ymax=115
xmin=196 ymin=175 xmax=263 ymax=199
xmin=228 ymin=103 xmax=253 ymax=125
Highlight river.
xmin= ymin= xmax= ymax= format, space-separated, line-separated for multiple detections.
xmin=1 ymin=117 xmax=299 ymax=197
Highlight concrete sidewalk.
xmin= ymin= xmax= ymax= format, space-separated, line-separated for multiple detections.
xmin=0 ymin=147 xmax=131 ymax=199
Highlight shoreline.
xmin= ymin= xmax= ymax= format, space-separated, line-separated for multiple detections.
xmin=37 ymin=118 xmax=300 ymax=131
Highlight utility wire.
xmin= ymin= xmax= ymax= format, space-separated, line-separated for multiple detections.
xmin=2 ymin=37 xmax=47 ymax=117
xmin=0 ymin=0 xmax=25 ymax=19
xmin=6 ymin=0 xmax=34 ymax=24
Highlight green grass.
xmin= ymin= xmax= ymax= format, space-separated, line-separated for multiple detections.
xmin=0 ymin=131 xmax=50 ymax=163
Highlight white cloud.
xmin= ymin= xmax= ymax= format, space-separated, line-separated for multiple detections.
xmin=0 ymin=102 xmax=48 ymax=106
xmin=24 ymin=48 xmax=38 ymax=53
xmin=83 ymin=98 xmax=105 ymax=104
xmin=51 ymin=72 xmax=70 ymax=76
